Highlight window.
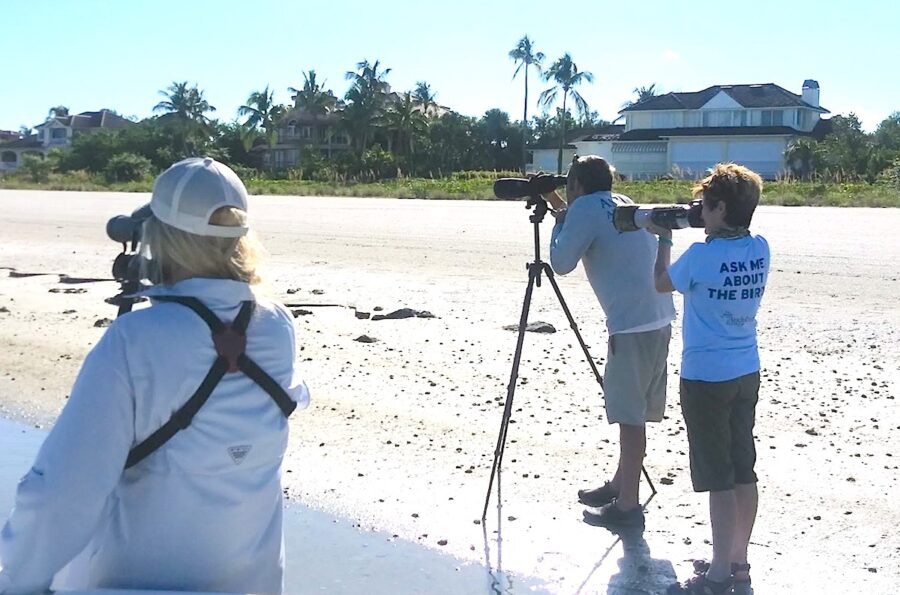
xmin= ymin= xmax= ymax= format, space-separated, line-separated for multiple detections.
xmin=761 ymin=111 xmax=772 ymax=126
xmin=628 ymin=113 xmax=651 ymax=130
xmin=287 ymin=120 xmax=297 ymax=137
xmin=772 ymin=110 xmax=783 ymax=126
xmin=329 ymin=133 xmax=349 ymax=145
xmin=651 ymin=112 xmax=676 ymax=128
xmin=702 ymin=110 xmax=734 ymax=127
xmin=51 ymin=128 xmax=67 ymax=139
xmin=299 ymin=126 xmax=312 ymax=139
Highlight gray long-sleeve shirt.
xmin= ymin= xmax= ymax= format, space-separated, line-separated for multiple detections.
xmin=550 ymin=190 xmax=675 ymax=334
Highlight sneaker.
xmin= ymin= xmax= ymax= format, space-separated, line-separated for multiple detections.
xmin=667 ymin=573 xmax=732 ymax=594
xmin=582 ymin=501 xmax=645 ymax=528
xmin=577 ymin=482 xmax=619 ymax=507
xmin=693 ymin=560 xmax=753 ymax=595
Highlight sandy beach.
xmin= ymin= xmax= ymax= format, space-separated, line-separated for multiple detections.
xmin=0 ymin=189 xmax=898 ymax=594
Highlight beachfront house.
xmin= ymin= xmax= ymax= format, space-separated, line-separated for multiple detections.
xmin=0 ymin=109 xmax=132 ymax=173
xmin=266 ymin=96 xmax=352 ymax=170
xmin=265 ymin=88 xmax=450 ymax=170
xmin=529 ymin=80 xmax=831 ymax=179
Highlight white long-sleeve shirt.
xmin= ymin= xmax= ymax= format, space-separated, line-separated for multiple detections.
xmin=0 ymin=278 xmax=309 ymax=594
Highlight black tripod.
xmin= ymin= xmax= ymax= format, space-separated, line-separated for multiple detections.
xmin=481 ymin=194 xmax=656 ymax=520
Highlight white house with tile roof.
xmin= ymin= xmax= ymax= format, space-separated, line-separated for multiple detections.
xmin=0 ymin=110 xmax=131 ymax=173
xmin=530 ymin=80 xmax=831 ymax=179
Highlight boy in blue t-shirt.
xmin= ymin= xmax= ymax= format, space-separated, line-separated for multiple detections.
xmin=650 ymin=163 xmax=769 ymax=595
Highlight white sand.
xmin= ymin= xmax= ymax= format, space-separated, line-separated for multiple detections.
xmin=0 ymin=189 xmax=898 ymax=593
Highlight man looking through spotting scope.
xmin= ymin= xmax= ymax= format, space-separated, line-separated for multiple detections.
xmin=536 ymin=156 xmax=675 ymax=527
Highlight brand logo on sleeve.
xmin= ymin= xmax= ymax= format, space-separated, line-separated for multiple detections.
xmin=228 ymin=445 xmax=252 ymax=465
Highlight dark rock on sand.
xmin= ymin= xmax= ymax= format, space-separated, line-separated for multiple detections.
xmin=502 ymin=321 xmax=557 ymax=333
xmin=372 ymin=308 xmax=436 ymax=321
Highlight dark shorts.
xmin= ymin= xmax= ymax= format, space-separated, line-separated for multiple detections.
xmin=680 ymin=371 xmax=760 ymax=492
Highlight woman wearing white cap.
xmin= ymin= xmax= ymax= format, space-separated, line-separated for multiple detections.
xmin=0 ymin=157 xmax=309 ymax=594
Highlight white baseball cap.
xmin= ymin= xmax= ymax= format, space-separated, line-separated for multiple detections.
xmin=150 ymin=157 xmax=250 ymax=238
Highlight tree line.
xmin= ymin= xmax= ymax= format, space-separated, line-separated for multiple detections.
xmin=16 ymin=37 xmax=608 ymax=183
xmin=11 ymin=35 xmax=900 ymax=187
xmin=785 ymin=113 xmax=900 ymax=184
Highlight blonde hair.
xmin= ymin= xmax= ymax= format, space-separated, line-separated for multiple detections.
xmin=692 ymin=163 xmax=763 ymax=228
xmin=142 ymin=207 xmax=265 ymax=286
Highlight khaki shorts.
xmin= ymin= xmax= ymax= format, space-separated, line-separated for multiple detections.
xmin=603 ymin=325 xmax=671 ymax=426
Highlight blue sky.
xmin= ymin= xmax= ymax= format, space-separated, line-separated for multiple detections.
xmin=1 ymin=0 xmax=897 ymax=132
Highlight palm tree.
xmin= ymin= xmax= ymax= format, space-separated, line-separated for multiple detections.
xmin=785 ymin=138 xmax=820 ymax=179
xmin=634 ymin=84 xmax=658 ymax=104
xmin=343 ymin=59 xmax=392 ymax=152
xmin=509 ymin=36 xmax=544 ymax=173
xmin=382 ymin=92 xmax=428 ymax=159
xmin=413 ymin=81 xmax=437 ymax=117
xmin=346 ymin=59 xmax=392 ymax=94
xmin=154 ymin=81 xmax=216 ymax=125
xmin=47 ymin=106 xmax=69 ymax=119
xmin=154 ymin=82 xmax=217 ymax=155
xmin=289 ymin=70 xmax=332 ymax=116
xmin=539 ymin=53 xmax=594 ymax=173
xmin=623 ymin=84 xmax=659 ymax=108
xmin=238 ymin=85 xmax=285 ymax=153
xmin=509 ymin=36 xmax=544 ymax=126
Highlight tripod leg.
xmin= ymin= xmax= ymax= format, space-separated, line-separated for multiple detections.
xmin=541 ymin=264 xmax=603 ymax=387
xmin=642 ymin=466 xmax=657 ymax=495
xmin=482 ymin=264 xmax=539 ymax=520
xmin=540 ymin=263 xmax=657 ymax=497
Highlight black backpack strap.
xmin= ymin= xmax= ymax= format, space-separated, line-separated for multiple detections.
xmin=154 ymin=296 xmax=225 ymax=333
xmin=125 ymin=297 xmax=293 ymax=470
xmin=125 ymin=356 xmax=229 ymax=469
xmin=238 ymin=354 xmax=298 ymax=417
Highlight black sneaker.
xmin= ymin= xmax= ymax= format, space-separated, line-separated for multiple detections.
xmin=582 ymin=501 xmax=645 ymax=528
xmin=577 ymin=482 xmax=619 ymax=507
xmin=667 ymin=573 xmax=732 ymax=594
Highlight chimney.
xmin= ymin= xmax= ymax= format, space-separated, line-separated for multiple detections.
xmin=802 ymin=79 xmax=820 ymax=108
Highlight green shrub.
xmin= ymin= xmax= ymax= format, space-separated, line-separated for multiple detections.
xmin=19 ymin=154 xmax=52 ymax=183
xmin=877 ymin=158 xmax=900 ymax=190
xmin=229 ymin=164 xmax=260 ymax=182
xmin=105 ymin=153 xmax=153 ymax=183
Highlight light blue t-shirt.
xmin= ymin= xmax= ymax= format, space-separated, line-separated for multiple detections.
xmin=668 ymin=235 xmax=770 ymax=382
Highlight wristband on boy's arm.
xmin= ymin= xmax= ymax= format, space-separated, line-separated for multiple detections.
xmin=658 ymin=236 xmax=673 ymax=247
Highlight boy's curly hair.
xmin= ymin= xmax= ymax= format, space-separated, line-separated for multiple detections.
xmin=692 ymin=163 xmax=763 ymax=228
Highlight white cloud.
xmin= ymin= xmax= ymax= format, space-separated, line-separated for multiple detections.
xmin=662 ymin=49 xmax=681 ymax=62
